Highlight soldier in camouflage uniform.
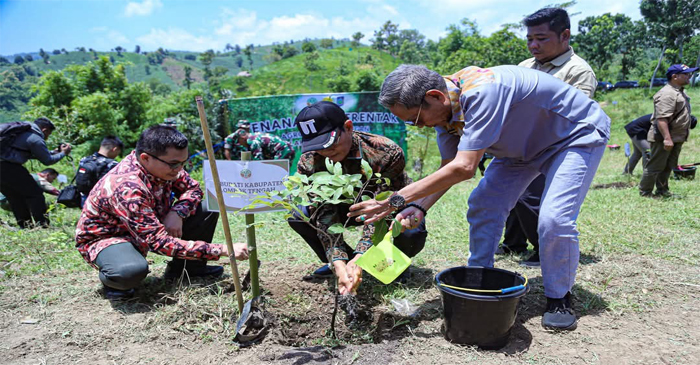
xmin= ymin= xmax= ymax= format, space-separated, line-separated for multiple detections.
xmin=224 ymin=127 xmax=295 ymax=161
xmin=288 ymin=101 xmax=428 ymax=295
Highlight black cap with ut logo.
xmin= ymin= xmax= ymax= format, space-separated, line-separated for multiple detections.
xmin=295 ymin=101 xmax=349 ymax=153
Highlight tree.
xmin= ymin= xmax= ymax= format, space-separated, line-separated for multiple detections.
xmin=212 ymin=66 xmax=228 ymax=78
xmin=327 ymin=76 xmax=351 ymax=92
xmin=235 ymin=56 xmax=243 ymax=68
xmin=134 ymin=45 xmax=141 ymax=54
xmin=234 ymin=76 xmax=248 ymax=92
xmin=115 ymin=46 xmax=124 ymax=56
xmin=61 ymin=48 xmax=68 ymax=54
xmin=320 ymin=38 xmax=334 ymax=49
xmin=199 ymin=49 xmax=215 ymax=80
xmin=52 ymin=49 xmax=61 ymax=55
xmin=0 ymin=56 xmax=8 ymax=65
xmin=13 ymin=55 xmax=25 ymax=64
xmin=283 ymin=45 xmax=299 ymax=59
xmin=225 ymin=43 xmax=233 ymax=52
xmin=351 ymin=32 xmax=365 ymax=48
xmin=39 ymin=48 xmax=50 ymax=64
xmin=303 ymin=52 xmax=321 ymax=71
xmin=183 ymin=66 xmax=193 ymax=90
xmin=641 ymin=0 xmax=700 ymax=87
xmin=184 ymin=54 xmax=196 ymax=61
xmin=354 ymin=70 xmax=381 ymax=91
xmin=234 ymin=44 xmax=241 ymax=54
xmin=372 ymin=21 xmax=399 ymax=54
xmin=575 ymin=14 xmax=636 ymax=78
xmin=243 ymin=45 xmax=254 ymax=69
xmin=302 ymin=41 xmax=317 ymax=53
xmin=24 ymin=55 xmax=33 ymax=62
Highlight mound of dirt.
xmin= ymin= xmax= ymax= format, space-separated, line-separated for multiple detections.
xmin=251 ymin=263 xmax=435 ymax=347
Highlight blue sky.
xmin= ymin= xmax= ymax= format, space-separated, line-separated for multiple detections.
xmin=0 ymin=0 xmax=643 ymax=55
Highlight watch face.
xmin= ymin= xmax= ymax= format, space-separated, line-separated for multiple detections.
xmin=389 ymin=194 xmax=405 ymax=208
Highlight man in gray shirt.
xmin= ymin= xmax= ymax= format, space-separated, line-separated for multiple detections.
xmin=0 ymin=117 xmax=72 ymax=228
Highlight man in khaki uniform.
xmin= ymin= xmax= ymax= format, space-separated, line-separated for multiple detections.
xmin=498 ymin=7 xmax=597 ymax=269
xmin=519 ymin=8 xmax=597 ymax=97
xmin=639 ymin=64 xmax=696 ymax=197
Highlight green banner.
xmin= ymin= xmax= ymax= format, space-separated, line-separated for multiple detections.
xmin=224 ymin=92 xmax=407 ymax=171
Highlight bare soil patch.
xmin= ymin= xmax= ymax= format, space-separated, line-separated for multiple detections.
xmin=1 ymin=254 xmax=698 ymax=364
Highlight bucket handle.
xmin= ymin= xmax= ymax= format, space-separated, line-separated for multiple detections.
xmin=438 ymin=274 xmax=528 ymax=294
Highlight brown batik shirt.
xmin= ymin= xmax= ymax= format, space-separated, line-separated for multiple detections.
xmin=296 ymin=131 xmax=410 ymax=262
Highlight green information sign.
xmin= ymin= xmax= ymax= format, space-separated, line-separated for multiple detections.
xmin=224 ymin=92 xmax=407 ymax=171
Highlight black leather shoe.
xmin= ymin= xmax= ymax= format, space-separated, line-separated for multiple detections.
xmin=164 ymin=259 xmax=224 ymax=279
xmin=495 ymin=244 xmax=527 ymax=255
xmin=519 ymin=252 xmax=540 ymax=267
xmin=302 ymin=264 xmax=333 ymax=281
xmin=103 ymin=286 xmax=135 ymax=300
xmin=542 ymin=292 xmax=577 ymax=331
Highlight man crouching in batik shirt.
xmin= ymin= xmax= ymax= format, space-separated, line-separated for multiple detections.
xmin=75 ymin=125 xmax=249 ymax=300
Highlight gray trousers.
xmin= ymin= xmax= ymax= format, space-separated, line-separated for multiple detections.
xmin=94 ymin=204 xmax=219 ymax=290
xmin=639 ymin=141 xmax=683 ymax=195
xmin=623 ymin=135 xmax=651 ymax=175
xmin=467 ymin=144 xmax=606 ymax=299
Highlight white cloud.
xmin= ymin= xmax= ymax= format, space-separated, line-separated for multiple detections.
xmin=136 ymin=28 xmax=219 ymax=51
xmin=207 ymin=6 xmax=410 ymax=48
xmin=124 ymin=0 xmax=163 ymax=17
xmin=90 ymin=27 xmax=130 ymax=49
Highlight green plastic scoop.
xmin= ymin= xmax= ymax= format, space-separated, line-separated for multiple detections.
xmin=355 ymin=231 xmax=411 ymax=284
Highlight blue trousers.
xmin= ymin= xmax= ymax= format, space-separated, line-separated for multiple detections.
xmin=467 ymin=145 xmax=606 ymax=298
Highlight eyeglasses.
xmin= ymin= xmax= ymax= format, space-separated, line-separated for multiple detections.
xmin=146 ymin=153 xmax=188 ymax=170
xmin=406 ymin=101 xmax=423 ymax=126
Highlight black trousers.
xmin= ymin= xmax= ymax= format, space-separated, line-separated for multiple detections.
xmin=0 ymin=161 xmax=49 ymax=228
xmin=94 ymin=204 xmax=219 ymax=289
xmin=288 ymin=204 xmax=428 ymax=263
xmin=501 ymin=174 xmax=544 ymax=253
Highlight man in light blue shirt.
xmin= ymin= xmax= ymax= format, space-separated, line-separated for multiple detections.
xmin=349 ymin=65 xmax=610 ymax=331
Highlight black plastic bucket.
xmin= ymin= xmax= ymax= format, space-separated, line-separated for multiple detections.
xmin=435 ymin=266 xmax=529 ymax=349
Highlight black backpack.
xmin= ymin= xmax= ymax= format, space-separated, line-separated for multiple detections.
xmin=75 ymin=154 xmax=113 ymax=194
xmin=0 ymin=121 xmax=32 ymax=157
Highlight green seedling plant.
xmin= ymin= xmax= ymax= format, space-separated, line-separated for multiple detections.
xmin=242 ymin=157 xmax=402 ymax=339
xmin=243 ymin=157 xmax=402 ymax=247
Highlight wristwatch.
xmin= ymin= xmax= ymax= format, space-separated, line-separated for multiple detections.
xmin=174 ymin=209 xmax=188 ymax=219
xmin=388 ymin=193 xmax=406 ymax=210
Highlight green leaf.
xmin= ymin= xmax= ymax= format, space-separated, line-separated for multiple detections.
xmin=333 ymin=161 xmax=343 ymax=176
xmin=328 ymin=223 xmax=345 ymax=234
xmin=372 ymin=219 xmax=388 ymax=245
xmin=360 ymin=159 xmax=372 ymax=179
xmin=361 ymin=195 xmax=371 ymax=201
xmin=391 ymin=218 xmax=402 ymax=238
xmin=374 ymin=172 xmax=382 ymax=178
xmin=325 ymin=157 xmax=334 ymax=172
xmin=384 ymin=177 xmax=391 ymax=186
xmin=345 ymin=184 xmax=355 ymax=197
xmin=376 ymin=191 xmax=392 ymax=201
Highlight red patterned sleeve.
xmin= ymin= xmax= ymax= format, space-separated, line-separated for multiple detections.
xmin=170 ymin=170 xmax=203 ymax=219
xmin=112 ymin=182 xmax=223 ymax=261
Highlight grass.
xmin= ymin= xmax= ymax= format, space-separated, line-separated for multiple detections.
xmin=0 ymin=87 xmax=698 ymax=363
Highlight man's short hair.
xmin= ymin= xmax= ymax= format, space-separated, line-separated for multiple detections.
xmin=523 ymin=8 xmax=570 ymax=35
xmin=135 ymin=125 xmax=188 ymax=157
xmin=40 ymin=168 xmax=58 ymax=176
xmin=34 ymin=117 xmax=56 ymax=131
xmin=101 ymin=135 xmax=124 ymax=151
xmin=378 ymin=65 xmax=445 ymax=109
